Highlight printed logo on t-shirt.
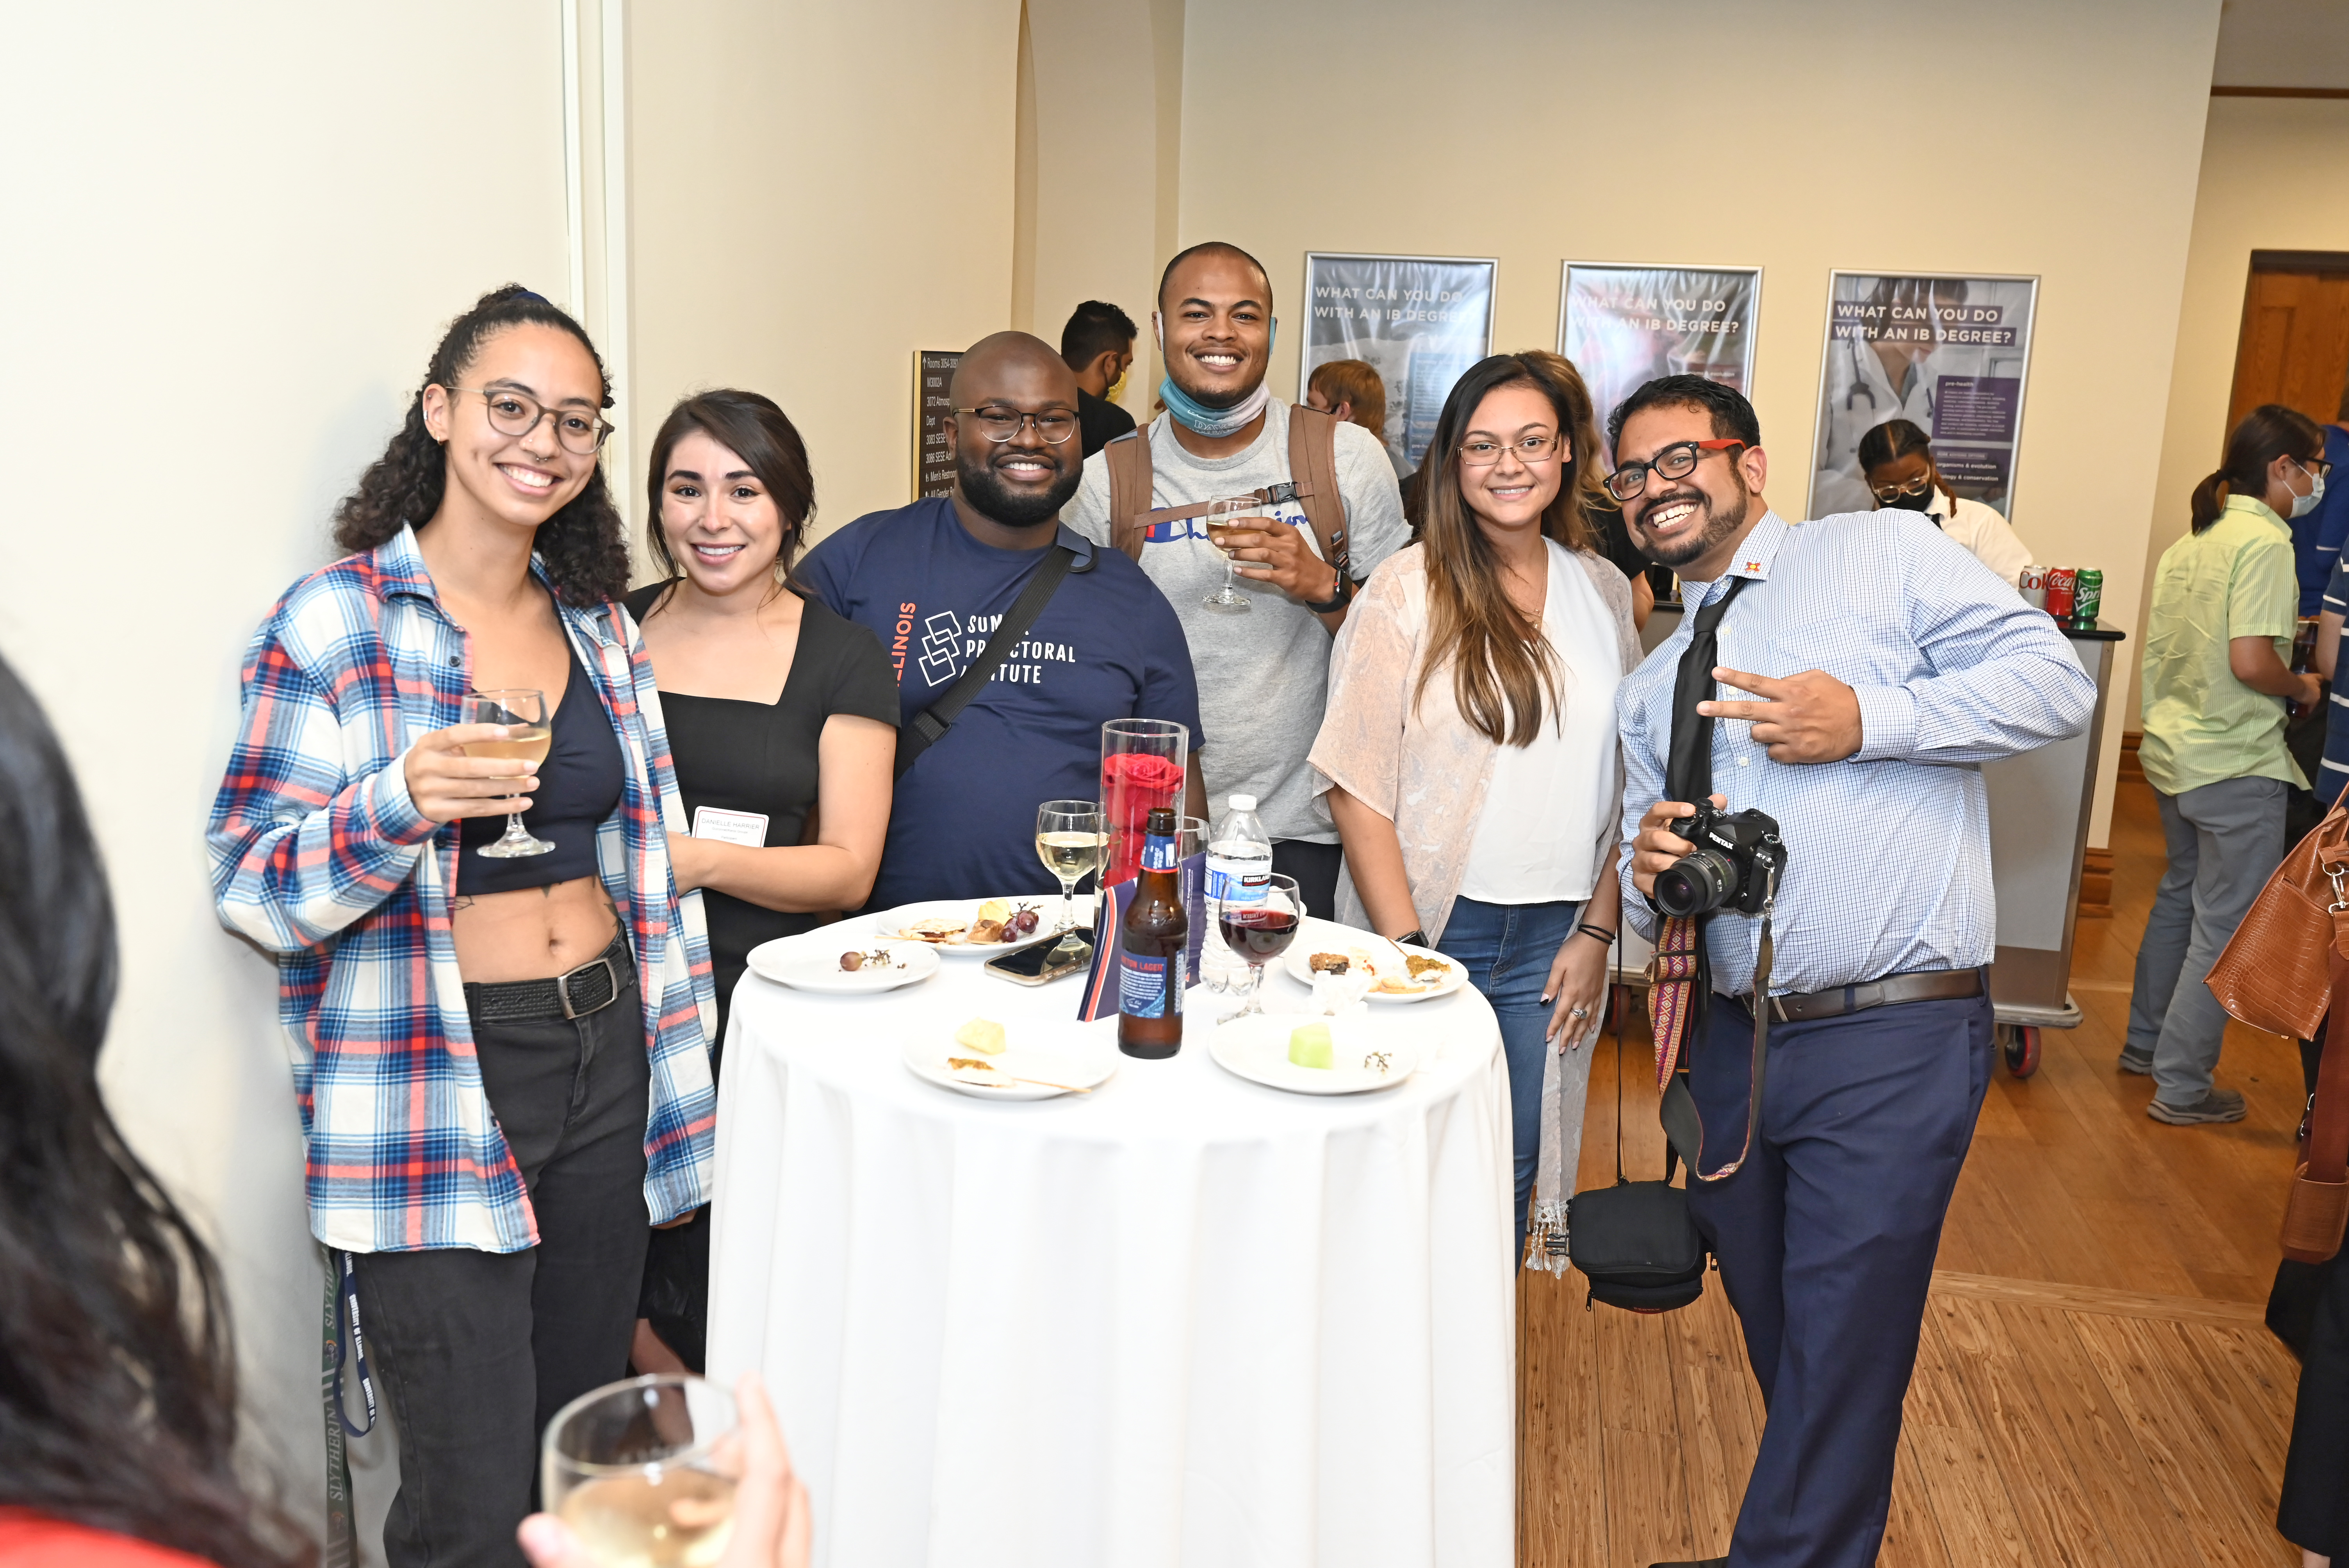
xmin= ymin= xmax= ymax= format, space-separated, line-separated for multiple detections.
xmin=900 ymin=603 xmax=1082 ymax=689
xmin=1141 ymin=506 xmax=1310 ymax=546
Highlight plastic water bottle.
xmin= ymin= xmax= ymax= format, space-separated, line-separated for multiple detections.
xmin=1202 ymin=794 xmax=1273 ymax=992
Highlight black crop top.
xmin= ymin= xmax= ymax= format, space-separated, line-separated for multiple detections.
xmin=457 ymin=640 xmax=626 ymax=894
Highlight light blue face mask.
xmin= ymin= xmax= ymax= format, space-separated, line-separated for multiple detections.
xmin=1155 ymin=316 xmax=1276 ymax=437
xmin=2289 ymin=457 xmax=2328 ymax=520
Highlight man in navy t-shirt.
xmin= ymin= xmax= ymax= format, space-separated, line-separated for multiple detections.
xmin=801 ymin=331 xmax=1206 ymax=909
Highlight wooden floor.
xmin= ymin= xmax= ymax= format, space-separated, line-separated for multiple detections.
xmin=1518 ymin=776 xmax=2312 ymax=1566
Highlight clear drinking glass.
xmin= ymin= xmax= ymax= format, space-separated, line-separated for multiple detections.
xmin=1035 ymin=799 xmax=1105 ymax=959
xmin=1201 ymin=494 xmax=1260 ymax=614
xmin=461 ymin=690 xmax=554 ymax=858
xmin=542 ymin=1374 xmax=742 ymax=1568
xmin=1218 ymin=872 xmax=1301 ymax=1024
xmin=1100 ymin=717 xmax=1188 ymax=886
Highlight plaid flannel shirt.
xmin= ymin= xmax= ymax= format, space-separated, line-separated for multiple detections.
xmin=208 ymin=525 xmax=718 ymax=1254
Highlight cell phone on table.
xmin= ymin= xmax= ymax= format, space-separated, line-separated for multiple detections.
xmin=984 ymin=935 xmax=1089 ymax=986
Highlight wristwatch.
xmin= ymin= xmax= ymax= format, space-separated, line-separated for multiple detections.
xmin=1394 ymin=928 xmax=1430 ymax=949
xmin=1301 ymin=568 xmax=1353 ymax=614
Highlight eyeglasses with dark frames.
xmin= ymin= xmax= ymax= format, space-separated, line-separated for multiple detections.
xmin=448 ymin=386 xmax=614 ymax=454
xmin=954 ymin=405 xmax=1079 ymax=445
xmin=1605 ymin=438 xmax=1747 ymax=502
xmin=1459 ymin=433 xmax=1567 ymax=468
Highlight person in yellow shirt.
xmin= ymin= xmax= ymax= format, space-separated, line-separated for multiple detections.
xmin=2129 ymin=404 xmax=2329 ymax=1124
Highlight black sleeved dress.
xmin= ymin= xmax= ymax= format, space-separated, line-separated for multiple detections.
xmin=623 ymin=583 xmax=899 ymax=1368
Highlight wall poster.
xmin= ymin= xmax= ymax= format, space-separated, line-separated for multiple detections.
xmin=1556 ymin=262 xmax=1762 ymax=468
xmin=1300 ymin=251 xmax=1496 ymax=469
xmin=1808 ymin=271 xmax=2038 ymax=520
xmin=912 ymin=349 xmax=961 ymax=500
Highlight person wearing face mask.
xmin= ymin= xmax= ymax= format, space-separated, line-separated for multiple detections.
xmin=2129 ymin=404 xmax=2329 ymax=1125
xmin=1310 ymin=352 xmax=1638 ymax=1265
xmin=1855 ymin=418 xmax=2033 ymax=586
xmin=1060 ymin=299 xmax=1139 ymax=459
xmin=621 ymin=390 xmax=898 ymax=1373
xmin=800 ymin=331 xmax=1205 ymax=908
xmin=1066 ymin=241 xmax=1410 ymax=920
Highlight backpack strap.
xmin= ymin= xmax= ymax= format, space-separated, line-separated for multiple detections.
xmin=1285 ymin=403 xmax=1350 ymax=583
xmin=1104 ymin=428 xmax=1155 ymax=563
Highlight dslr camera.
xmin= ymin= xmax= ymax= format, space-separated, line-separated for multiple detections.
xmin=1653 ymin=800 xmax=1786 ymax=918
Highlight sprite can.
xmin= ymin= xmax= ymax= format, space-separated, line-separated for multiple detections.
xmin=2071 ymin=568 xmax=2102 ymax=627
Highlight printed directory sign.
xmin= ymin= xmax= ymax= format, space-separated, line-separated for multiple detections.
xmin=913 ymin=349 xmax=961 ymax=500
xmin=1301 ymin=252 xmax=1496 ymax=469
xmin=1557 ymin=262 xmax=1762 ymax=468
xmin=1809 ymin=271 xmax=2038 ymax=519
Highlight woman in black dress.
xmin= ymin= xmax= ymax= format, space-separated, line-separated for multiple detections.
xmin=625 ymin=388 xmax=899 ymax=1371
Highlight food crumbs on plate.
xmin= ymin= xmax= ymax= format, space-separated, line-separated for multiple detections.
xmin=1308 ymin=952 xmax=1351 ymax=975
xmin=1288 ymin=1022 xmax=1334 ymax=1070
xmin=946 ymin=1057 xmax=996 ymax=1072
xmin=954 ymin=1017 xmax=1007 ymax=1055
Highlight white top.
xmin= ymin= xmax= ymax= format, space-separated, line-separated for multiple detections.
xmin=1456 ymin=538 xmax=1625 ymax=904
xmin=1928 ymin=493 xmax=2033 ymax=587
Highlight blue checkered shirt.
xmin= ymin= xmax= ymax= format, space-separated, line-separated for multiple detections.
xmin=1615 ymin=510 xmax=2098 ymax=997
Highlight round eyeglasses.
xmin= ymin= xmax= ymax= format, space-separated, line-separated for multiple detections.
xmin=449 ymin=386 xmax=614 ymax=454
xmin=1460 ymin=433 xmax=1566 ymax=467
xmin=1604 ymin=438 xmax=1746 ymax=502
xmin=1870 ymin=474 xmax=1934 ymax=503
xmin=955 ymin=405 xmax=1078 ymax=445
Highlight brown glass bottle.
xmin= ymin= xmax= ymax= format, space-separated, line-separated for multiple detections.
xmin=1117 ymin=806 xmax=1187 ymax=1058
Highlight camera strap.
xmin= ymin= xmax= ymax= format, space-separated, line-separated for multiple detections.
xmin=1661 ymin=868 xmax=1776 ymax=1183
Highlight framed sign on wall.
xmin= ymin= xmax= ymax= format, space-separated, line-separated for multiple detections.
xmin=1809 ymin=271 xmax=2039 ymax=520
xmin=1556 ymin=262 xmax=1762 ymax=468
xmin=912 ymin=349 xmax=961 ymax=500
xmin=1299 ymin=251 xmax=1496 ymax=469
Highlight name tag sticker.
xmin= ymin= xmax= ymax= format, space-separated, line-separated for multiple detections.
xmin=692 ymin=807 xmax=770 ymax=847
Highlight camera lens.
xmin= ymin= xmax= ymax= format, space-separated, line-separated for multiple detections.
xmin=1655 ymin=847 xmax=1738 ymax=918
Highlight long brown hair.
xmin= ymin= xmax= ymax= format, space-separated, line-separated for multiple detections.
xmin=2191 ymin=404 xmax=2323 ymax=533
xmin=640 ymin=389 xmax=817 ymax=613
xmin=1413 ymin=351 xmax=1604 ymax=747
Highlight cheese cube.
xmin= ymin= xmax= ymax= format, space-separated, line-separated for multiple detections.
xmin=954 ymin=1017 xmax=1007 ymax=1055
xmin=1287 ymin=1022 xmax=1334 ymax=1070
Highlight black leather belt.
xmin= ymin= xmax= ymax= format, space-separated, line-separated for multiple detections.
xmin=464 ymin=935 xmax=633 ymax=1026
xmin=1732 ymin=966 xmax=1982 ymax=1024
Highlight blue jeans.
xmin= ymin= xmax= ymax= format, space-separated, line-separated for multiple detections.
xmin=1438 ymin=896 xmax=1587 ymax=1263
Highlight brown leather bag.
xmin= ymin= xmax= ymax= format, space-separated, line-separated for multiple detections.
xmin=1102 ymin=404 xmax=1351 ymax=585
xmin=2205 ymin=803 xmax=2349 ymax=1262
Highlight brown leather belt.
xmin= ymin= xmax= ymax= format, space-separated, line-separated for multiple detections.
xmin=1732 ymin=966 xmax=1983 ymax=1024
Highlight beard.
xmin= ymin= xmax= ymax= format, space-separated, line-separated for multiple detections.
xmin=1633 ymin=476 xmax=1753 ymax=570
xmin=1166 ymin=349 xmax=1263 ymax=410
xmin=957 ymin=444 xmax=1084 ymax=527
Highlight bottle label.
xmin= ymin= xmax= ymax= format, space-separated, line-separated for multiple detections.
xmin=1206 ymin=857 xmax=1270 ymax=905
xmin=1119 ymin=950 xmax=1185 ymax=1017
xmin=1141 ymin=831 xmax=1178 ymax=873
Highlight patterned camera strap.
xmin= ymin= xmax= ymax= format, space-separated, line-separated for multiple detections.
xmin=1649 ymin=575 xmax=1749 ymax=1087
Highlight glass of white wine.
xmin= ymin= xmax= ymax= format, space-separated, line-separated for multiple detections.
xmin=1035 ymin=798 xmax=1106 ymax=959
xmin=543 ymin=1374 xmax=741 ymax=1568
xmin=1201 ymin=494 xmax=1259 ymax=615
xmin=461 ymin=689 xmax=554 ymax=858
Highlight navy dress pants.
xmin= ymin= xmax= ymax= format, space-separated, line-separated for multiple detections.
xmin=1684 ymin=985 xmax=1994 ymax=1568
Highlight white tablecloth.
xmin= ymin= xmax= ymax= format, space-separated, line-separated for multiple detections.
xmin=707 ymin=912 xmax=1515 ymax=1567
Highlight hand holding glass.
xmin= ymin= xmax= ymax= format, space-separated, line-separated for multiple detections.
xmin=542 ymin=1374 xmax=742 ymax=1567
xmin=1218 ymin=873 xmax=1301 ymax=1024
xmin=462 ymin=690 xmax=554 ymax=858
xmin=1201 ymin=495 xmax=1262 ymax=614
xmin=1035 ymin=800 xmax=1105 ymax=960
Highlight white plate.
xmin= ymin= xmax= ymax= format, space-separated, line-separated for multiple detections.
xmin=877 ymin=896 xmax=1077 ymax=958
xmin=1281 ymin=923 xmax=1466 ymax=1004
xmin=1210 ymin=1010 xmax=1422 ymax=1095
xmin=901 ymin=1017 xmax=1120 ymax=1101
xmin=747 ymin=936 xmax=939 ymax=994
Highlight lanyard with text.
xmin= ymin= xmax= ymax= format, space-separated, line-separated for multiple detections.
xmin=320 ymin=1248 xmax=378 ymax=1568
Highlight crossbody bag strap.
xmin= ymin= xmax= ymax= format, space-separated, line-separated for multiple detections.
xmin=894 ymin=545 xmax=1078 ymax=779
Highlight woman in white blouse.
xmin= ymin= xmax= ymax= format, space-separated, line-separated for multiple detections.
xmin=1310 ymin=350 xmax=1639 ymax=1263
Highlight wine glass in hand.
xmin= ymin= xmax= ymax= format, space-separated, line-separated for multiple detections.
xmin=1218 ymin=872 xmax=1300 ymax=1024
xmin=462 ymin=690 xmax=554 ymax=857
xmin=1035 ymin=800 xmax=1105 ymax=960
xmin=1201 ymin=495 xmax=1260 ymax=614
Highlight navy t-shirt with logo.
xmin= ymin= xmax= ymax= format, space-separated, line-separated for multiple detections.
xmin=800 ymin=497 xmax=1205 ymax=909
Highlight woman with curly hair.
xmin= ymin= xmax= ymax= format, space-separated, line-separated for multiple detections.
xmin=207 ymin=287 xmax=716 ymax=1567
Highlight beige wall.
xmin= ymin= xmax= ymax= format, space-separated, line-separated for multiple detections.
xmin=0 ymin=2 xmax=570 ymax=1544
xmin=627 ymin=0 xmax=1021 ymax=551
xmin=1167 ymin=0 xmax=2225 ymax=845
xmin=2128 ymin=95 xmax=2349 ymax=727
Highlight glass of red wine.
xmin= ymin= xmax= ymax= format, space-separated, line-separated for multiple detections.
xmin=1217 ymin=872 xmax=1300 ymax=1025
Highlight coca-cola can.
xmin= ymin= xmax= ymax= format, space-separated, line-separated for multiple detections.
xmin=2044 ymin=567 xmax=2077 ymax=620
xmin=2019 ymin=564 xmax=2047 ymax=610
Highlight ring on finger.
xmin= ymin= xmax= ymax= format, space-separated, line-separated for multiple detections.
xmin=1568 ymin=1005 xmax=1588 ymax=1019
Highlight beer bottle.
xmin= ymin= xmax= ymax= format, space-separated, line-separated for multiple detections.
xmin=1117 ymin=805 xmax=1187 ymax=1058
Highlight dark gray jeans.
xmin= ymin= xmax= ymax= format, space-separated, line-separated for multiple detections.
xmin=349 ymin=965 xmax=652 ymax=1568
xmin=2127 ymin=775 xmax=2286 ymax=1105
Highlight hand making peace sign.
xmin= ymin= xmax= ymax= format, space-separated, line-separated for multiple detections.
xmin=1695 ymin=665 xmax=1865 ymax=764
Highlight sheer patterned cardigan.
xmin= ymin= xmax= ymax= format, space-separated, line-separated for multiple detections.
xmin=1307 ymin=542 xmax=1642 ymax=946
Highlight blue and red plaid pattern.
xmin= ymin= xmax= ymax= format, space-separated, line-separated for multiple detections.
xmin=209 ymin=525 xmax=717 ymax=1254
